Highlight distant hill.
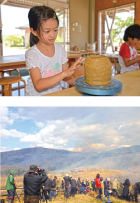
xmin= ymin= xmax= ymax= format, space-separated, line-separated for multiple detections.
xmin=1 ymin=145 xmax=140 ymax=175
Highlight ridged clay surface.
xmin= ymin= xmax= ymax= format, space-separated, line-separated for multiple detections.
xmin=84 ymin=55 xmax=112 ymax=86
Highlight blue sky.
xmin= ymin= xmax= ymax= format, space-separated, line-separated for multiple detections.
xmin=1 ymin=106 xmax=140 ymax=152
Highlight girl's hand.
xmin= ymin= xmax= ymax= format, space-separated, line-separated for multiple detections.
xmin=64 ymin=57 xmax=85 ymax=77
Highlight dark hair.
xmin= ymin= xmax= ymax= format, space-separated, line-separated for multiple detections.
xmin=28 ymin=6 xmax=59 ymax=47
xmin=96 ymin=174 xmax=100 ymax=178
xmin=123 ymin=24 xmax=140 ymax=41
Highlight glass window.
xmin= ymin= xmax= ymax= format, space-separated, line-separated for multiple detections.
xmin=55 ymin=8 xmax=70 ymax=51
xmin=1 ymin=4 xmax=70 ymax=56
xmin=98 ymin=3 xmax=135 ymax=54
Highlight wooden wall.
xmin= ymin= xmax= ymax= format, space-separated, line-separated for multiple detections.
xmin=69 ymin=0 xmax=90 ymax=50
xmin=95 ymin=0 xmax=140 ymax=43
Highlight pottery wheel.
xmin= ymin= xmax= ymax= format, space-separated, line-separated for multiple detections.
xmin=75 ymin=77 xmax=122 ymax=96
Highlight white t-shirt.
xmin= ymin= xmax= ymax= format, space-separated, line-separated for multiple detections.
xmin=118 ymin=43 xmax=139 ymax=74
xmin=25 ymin=43 xmax=68 ymax=96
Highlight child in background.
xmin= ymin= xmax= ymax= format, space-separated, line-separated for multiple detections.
xmin=25 ymin=6 xmax=85 ymax=96
xmin=118 ymin=24 xmax=140 ymax=74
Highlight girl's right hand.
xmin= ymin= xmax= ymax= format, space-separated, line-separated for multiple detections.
xmin=64 ymin=57 xmax=85 ymax=77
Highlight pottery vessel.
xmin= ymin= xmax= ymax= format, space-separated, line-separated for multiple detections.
xmin=84 ymin=55 xmax=112 ymax=86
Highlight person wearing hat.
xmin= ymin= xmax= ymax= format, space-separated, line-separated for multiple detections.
xmin=123 ymin=179 xmax=130 ymax=201
xmin=5 ymin=170 xmax=15 ymax=203
xmin=112 ymin=178 xmax=119 ymax=198
xmin=102 ymin=178 xmax=111 ymax=202
xmin=63 ymin=174 xmax=71 ymax=199
xmin=24 ymin=165 xmax=48 ymax=203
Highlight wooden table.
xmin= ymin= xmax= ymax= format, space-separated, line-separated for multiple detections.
xmin=44 ymin=69 xmax=140 ymax=96
xmin=0 ymin=53 xmax=83 ymax=72
xmin=104 ymin=53 xmax=119 ymax=70
xmin=0 ymin=50 xmax=103 ymax=71
xmin=0 ymin=55 xmax=26 ymax=71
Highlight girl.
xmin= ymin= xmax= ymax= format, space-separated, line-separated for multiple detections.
xmin=25 ymin=6 xmax=85 ymax=96
xmin=119 ymin=24 xmax=140 ymax=74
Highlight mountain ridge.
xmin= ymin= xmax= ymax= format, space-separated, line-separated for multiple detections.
xmin=1 ymin=145 xmax=140 ymax=173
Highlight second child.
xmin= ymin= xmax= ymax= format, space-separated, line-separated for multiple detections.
xmin=119 ymin=24 xmax=140 ymax=73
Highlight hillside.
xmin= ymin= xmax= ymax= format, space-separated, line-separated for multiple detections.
xmin=1 ymin=145 xmax=140 ymax=176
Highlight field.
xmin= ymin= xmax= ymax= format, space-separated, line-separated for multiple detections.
xmin=0 ymin=189 xmax=129 ymax=203
xmin=1 ymin=167 xmax=139 ymax=203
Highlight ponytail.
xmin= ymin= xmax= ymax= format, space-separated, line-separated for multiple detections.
xmin=30 ymin=33 xmax=39 ymax=47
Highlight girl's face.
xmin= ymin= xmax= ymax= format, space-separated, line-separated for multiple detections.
xmin=128 ymin=37 xmax=140 ymax=46
xmin=37 ymin=18 xmax=58 ymax=45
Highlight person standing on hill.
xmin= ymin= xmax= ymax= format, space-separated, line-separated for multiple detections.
xmin=92 ymin=179 xmax=96 ymax=191
xmin=63 ymin=174 xmax=71 ymax=199
xmin=100 ymin=177 xmax=104 ymax=196
xmin=43 ymin=176 xmax=53 ymax=201
xmin=112 ymin=179 xmax=119 ymax=198
xmin=123 ymin=179 xmax=130 ymax=201
xmin=70 ymin=177 xmax=77 ymax=197
xmin=61 ymin=180 xmax=64 ymax=189
xmin=86 ymin=178 xmax=90 ymax=189
xmin=102 ymin=178 xmax=111 ymax=202
xmin=5 ymin=170 xmax=15 ymax=203
xmin=95 ymin=174 xmax=102 ymax=200
xmin=24 ymin=165 xmax=48 ymax=203
xmin=77 ymin=177 xmax=81 ymax=189
xmin=51 ymin=176 xmax=57 ymax=200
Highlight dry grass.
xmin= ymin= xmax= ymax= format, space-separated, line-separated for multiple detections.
xmin=0 ymin=193 xmax=130 ymax=203
xmin=1 ymin=166 xmax=137 ymax=189
xmin=1 ymin=167 xmax=139 ymax=202
xmin=1 ymin=176 xmax=24 ymax=188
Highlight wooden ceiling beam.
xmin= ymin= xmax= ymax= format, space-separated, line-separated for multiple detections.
xmin=0 ymin=0 xmax=69 ymax=9
xmin=1 ymin=0 xmax=8 ymax=5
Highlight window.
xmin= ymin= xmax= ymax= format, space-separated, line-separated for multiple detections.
xmin=56 ymin=8 xmax=70 ymax=51
xmin=98 ymin=3 xmax=135 ymax=54
xmin=1 ymin=4 xmax=70 ymax=56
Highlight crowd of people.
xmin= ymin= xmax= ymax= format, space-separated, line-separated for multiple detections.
xmin=90 ymin=173 xmax=140 ymax=202
xmin=5 ymin=166 xmax=140 ymax=203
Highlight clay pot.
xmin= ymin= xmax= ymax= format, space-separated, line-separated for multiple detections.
xmin=84 ymin=55 xmax=112 ymax=86
xmin=73 ymin=46 xmax=79 ymax=51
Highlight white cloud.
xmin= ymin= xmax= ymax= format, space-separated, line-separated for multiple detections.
xmin=1 ymin=107 xmax=140 ymax=151
xmin=0 ymin=107 xmax=15 ymax=128
xmin=13 ymin=147 xmax=21 ymax=150
xmin=35 ymin=122 xmax=45 ymax=128
xmin=118 ymin=145 xmax=132 ymax=148
xmin=1 ymin=129 xmax=27 ymax=138
xmin=68 ymin=147 xmax=83 ymax=152
xmin=89 ymin=143 xmax=106 ymax=150
xmin=0 ymin=146 xmax=7 ymax=152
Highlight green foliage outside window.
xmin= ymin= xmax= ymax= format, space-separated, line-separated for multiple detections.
xmin=55 ymin=34 xmax=63 ymax=43
xmin=111 ymin=16 xmax=134 ymax=42
xmin=3 ymin=35 xmax=24 ymax=46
